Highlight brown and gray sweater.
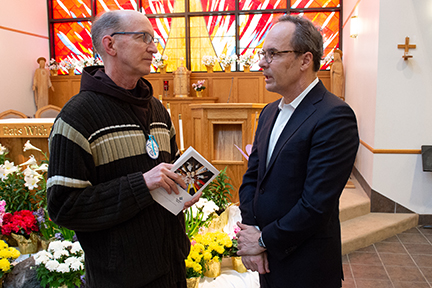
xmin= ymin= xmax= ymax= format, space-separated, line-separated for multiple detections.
xmin=47 ymin=67 xmax=190 ymax=287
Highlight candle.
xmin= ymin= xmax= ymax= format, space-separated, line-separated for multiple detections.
xmin=167 ymin=103 xmax=171 ymax=116
xmin=178 ymin=114 xmax=184 ymax=151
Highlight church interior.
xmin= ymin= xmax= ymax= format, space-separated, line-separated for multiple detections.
xmin=0 ymin=0 xmax=431 ymax=287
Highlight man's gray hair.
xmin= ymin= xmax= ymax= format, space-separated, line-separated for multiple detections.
xmin=277 ymin=15 xmax=324 ymax=72
xmin=91 ymin=11 xmax=124 ymax=59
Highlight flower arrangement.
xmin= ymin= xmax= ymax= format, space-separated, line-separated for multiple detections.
xmin=0 ymin=140 xmax=48 ymax=213
xmin=202 ymin=167 xmax=233 ymax=215
xmin=185 ymin=240 xmax=206 ymax=278
xmin=202 ymin=56 xmax=218 ymax=67
xmin=218 ymin=54 xmax=238 ymax=69
xmin=47 ymin=58 xmax=60 ymax=70
xmin=237 ymin=52 xmax=257 ymax=67
xmin=193 ymin=231 xmax=232 ymax=263
xmin=185 ymin=198 xmax=218 ymax=238
xmin=0 ymin=240 xmax=20 ymax=279
xmin=192 ymin=80 xmax=206 ymax=92
xmin=34 ymin=240 xmax=85 ymax=288
xmin=152 ymin=54 xmax=168 ymax=68
xmin=1 ymin=210 xmax=39 ymax=238
xmin=60 ymin=59 xmax=75 ymax=70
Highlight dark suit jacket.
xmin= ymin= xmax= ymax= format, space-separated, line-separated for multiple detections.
xmin=239 ymin=81 xmax=359 ymax=288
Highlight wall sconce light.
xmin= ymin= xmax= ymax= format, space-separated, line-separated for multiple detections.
xmin=350 ymin=16 xmax=359 ymax=38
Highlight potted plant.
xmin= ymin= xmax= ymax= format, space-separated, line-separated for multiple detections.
xmin=218 ymin=54 xmax=237 ymax=72
xmin=201 ymin=56 xmax=217 ymax=73
xmin=1 ymin=209 xmax=39 ymax=254
xmin=34 ymin=240 xmax=85 ymax=288
xmin=152 ymin=54 xmax=168 ymax=73
xmin=237 ymin=52 xmax=257 ymax=72
xmin=192 ymin=80 xmax=206 ymax=97
xmin=0 ymin=239 xmax=21 ymax=285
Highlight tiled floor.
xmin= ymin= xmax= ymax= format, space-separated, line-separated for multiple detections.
xmin=342 ymin=226 xmax=432 ymax=288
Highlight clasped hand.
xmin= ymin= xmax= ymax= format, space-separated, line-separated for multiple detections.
xmin=143 ymin=163 xmax=201 ymax=210
xmin=236 ymin=222 xmax=270 ymax=274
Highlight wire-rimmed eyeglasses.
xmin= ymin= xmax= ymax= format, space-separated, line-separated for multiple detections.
xmin=110 ymin=32 xmax=159 ymax=45
xmin=257 ymin=49 xmax=304 ymax=64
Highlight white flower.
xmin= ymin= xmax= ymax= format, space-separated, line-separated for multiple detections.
xmin=53 ymin=249 xmax=70 ymax=259
xmin=35 ymin=163 xmax=48 ymax=173
xmin=192 ymin=198 xmax=218 ymax=220
xmin=24 ymin=174 xmax=40 ymax=190
xmin=238 ymin=52 xmax=257 ymax=66
xmin=152 ymin=54 xmax=168 ymax=68
xmin=45 ymin=260 xmax=60 ymax=272
xmin=218 ymin=54 xmax=238 ymax=67
xmin=70 ymin=241 xmax=83 ymax=254
xmin=201 ymin=201 xmax=219 ymax=220
xmin=66 ymin=257 xmax=84 ymax=271
xmin=202 ymin=55 xmax=217 ymax=66
xmin=0 ymin=144 xmax=7 ymax=155
xmin=20 ymin=155 xmax=38 ymax=167
xmin=61 ymin=240 xmax=73 ymax=249
xmin=2 ymin=160 xmax=18 ymax=176
xmin=34 ymin=250 xmax=53 ymax=265
xmin=23 ymin=140 xmax=42 ymax=152
xmin=48 ymin=240 xmax=65 ymax=252
xmin=56 ymin=263 xmax=70 ymax=273
xmin=0 ymin=166 xmax=7 ymax=181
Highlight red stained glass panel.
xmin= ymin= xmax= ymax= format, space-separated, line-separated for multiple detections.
xmin=52 ymin=0 xmax=91 ymax=19
xmin=53 ymin=21 xmax=93 ymax=62
xmin=240 ymin=0 xmax=286 ymax=10
xmin=292 ymin=11 xmax=340 ymax=69
xmin=291 ymin=0 xmax=340 ymax=8
xmin=190 ymin=0 xmax=235 ymax=12
xmin=142 ymin=0 xmax=179 ymax=14
xmin=96 ymin=0 xmax=138 ymax=14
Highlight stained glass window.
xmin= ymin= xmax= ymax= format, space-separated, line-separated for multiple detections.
xmin=291 ymin=0 xmax=340 ymax=8
xmin=96 ymin=0 xmax=138 ymax=14
xmin=49 ymin=0 xmax=341 ymax=72
xmin=52 ymin=0 xmax=92 ymax=19
xmin=143 ymin=0 xmax=180 ymax=14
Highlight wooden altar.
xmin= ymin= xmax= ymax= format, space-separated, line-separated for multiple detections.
xmin=0 ymin=118 xmax=53 ymax=164
xmin=190 ymin=103 xmax=266 ymax=203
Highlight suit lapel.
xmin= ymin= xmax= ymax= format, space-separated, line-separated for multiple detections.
xmin=258 ymin=102 xmax=280 ymax=179
xmin=263 ymin=81 xmax=326 ymax=179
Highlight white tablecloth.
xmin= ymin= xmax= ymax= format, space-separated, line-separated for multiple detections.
xmin=199 ymin=257 xmax=260 ymax=288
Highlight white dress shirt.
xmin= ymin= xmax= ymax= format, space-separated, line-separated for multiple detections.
xmin=266 ymin=78 xmax=319 ymax=167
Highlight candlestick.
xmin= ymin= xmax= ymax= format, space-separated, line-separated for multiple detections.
xmin=167 ymin=103 xmax=171 ymax=116
xmin=178 ymin=114 xmax=185 ymax=152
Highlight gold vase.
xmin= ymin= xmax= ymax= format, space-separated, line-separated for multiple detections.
xmin=68 ymin=68 xmax=75 ymax=76
xmin=243 ymin=65 xmax=251 ymax=73
xmin=186 ymin=277 xmax=200 ymax=288
xmin=204 ymin=260 xmax=221 ymax=278
xmin=11 ymin=232 xmax=38 ymax=254
xmin=50 ymin=69 xmax=58 ymax=76
xmin=159 ymin=65 xmax=167 ymax=74
xmin=205 ymin=65 xmax=214 ymax=73
xmin=231 ymin=256 xmax=247 ymax=273
xmin=196 ymin=90 xmax=203 ymax=97
xmin=224 ymin=64 xmax=231 ymax=73
xmin=37 ymin=235 xmax=55 ymax=251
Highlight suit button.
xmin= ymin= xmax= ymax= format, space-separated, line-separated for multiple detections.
xmin=260 ymin=188 xmax=264 ymax=194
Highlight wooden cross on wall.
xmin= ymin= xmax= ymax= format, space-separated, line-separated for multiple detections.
xmin=398 ymin=37 xmax=416 ymax=60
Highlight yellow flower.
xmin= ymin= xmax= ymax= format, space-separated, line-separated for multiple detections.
xmin=193 ymin=263 xmax=202 ymax=273
xmin=0 ymin=258 xmax=10 ymax=272
xmin=203 ymin=251 xmax=212 ymax=261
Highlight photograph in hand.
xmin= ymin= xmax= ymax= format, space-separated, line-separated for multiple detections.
xmin=174 ymin=156 xmax=215 ymax=196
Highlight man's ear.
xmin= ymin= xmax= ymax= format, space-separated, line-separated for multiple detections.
xmin=300 ymin=52 xmax=313 ymax=71
xmin=102 ymin=35 xmax=117 ymax=57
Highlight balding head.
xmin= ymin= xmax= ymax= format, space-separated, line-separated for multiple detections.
xmin=92 ymin=10 xmax=146 ymax=60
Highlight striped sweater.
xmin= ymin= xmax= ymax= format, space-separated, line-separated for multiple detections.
xmin=47 ymin=67 xmax=190 ymax=287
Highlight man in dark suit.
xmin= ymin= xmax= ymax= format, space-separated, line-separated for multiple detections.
xmin=236 ymin=15 xmax=359 ymax=288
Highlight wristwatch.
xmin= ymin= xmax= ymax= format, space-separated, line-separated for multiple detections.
xmin=258 ymin=235 xmax=266 ymax=249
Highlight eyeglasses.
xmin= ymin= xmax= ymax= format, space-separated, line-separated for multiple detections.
xmin=257 ymin=49 xmax=304 ymax=64
xmin=110 ymin=32 xmax=159 ymax=45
